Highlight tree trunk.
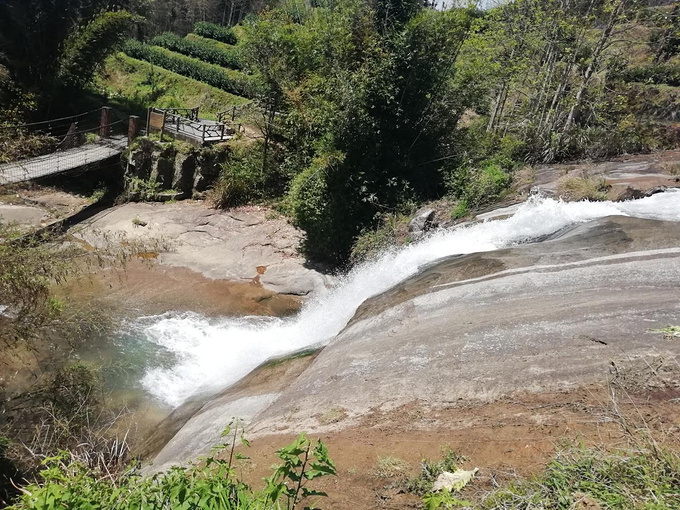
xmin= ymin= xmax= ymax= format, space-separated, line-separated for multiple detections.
xmin=561 ymin=0 xmax=627 ymax=136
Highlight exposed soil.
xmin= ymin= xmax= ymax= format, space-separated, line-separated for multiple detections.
xmin=234 ymin=379 xmax=680 ymax=509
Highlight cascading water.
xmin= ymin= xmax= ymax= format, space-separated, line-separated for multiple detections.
xmin=138 ymin=191 xmax=680 ymax=407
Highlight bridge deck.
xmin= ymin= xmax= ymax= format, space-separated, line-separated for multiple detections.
xmin=0 ymin=136 xmax=127 ymax=185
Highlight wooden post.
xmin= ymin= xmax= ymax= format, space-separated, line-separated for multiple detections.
xmin=231 ymin=106 xmax=236 ymax=121
xmin=128 ymin=116 xmax=140 ymax=146
xmin=146 ymin=108 xmax=152 ymax=136
xmin=99 ymin=106 xmax=112 ymax=138
xmin=220 ymin=124 xmax=225 ymax=140
xmin=160 ymin=111 xmax=167 ymax=142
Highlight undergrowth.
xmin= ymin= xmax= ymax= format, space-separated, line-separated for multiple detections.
xmin=8 ymin=428 xmax=336 ymax=509
xmin=482 ymin=445 xmax=680 ymax=509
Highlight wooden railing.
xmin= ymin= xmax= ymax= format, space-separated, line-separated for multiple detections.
xmin=146 ymin=107 xmax=232 ymax=144
xmin=216 ymin=102 xmax=254 ymax=124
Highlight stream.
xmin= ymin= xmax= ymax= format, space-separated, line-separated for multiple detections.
xmin=86 ymin=191 xmax=680 ymax=411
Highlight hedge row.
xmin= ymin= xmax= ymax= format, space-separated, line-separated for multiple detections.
xmin=151 ymin=32 xmax=243 ymax=70
xmin=123 ymin=40 xmax=259 ymax=98
xmin=193 ymin=21 xmax=237 ymax=45
xmin=620 ymin=64 xmax=680 ymax=87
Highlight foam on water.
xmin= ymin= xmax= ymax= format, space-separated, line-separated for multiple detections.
xmin=140 ymin=191 xmax=680 ymax=407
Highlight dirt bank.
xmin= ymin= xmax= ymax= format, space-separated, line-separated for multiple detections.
xmin=232 ymin=368 xmax=680 ymax=509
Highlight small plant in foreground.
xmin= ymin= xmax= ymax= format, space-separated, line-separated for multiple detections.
xmin=407 ymin=447 xmax=466 ymax=495
xmin=481 ymin=444 xmax=680 ymax=509
xmin=8 ymin=429 xmax=336 ymax=509
xmin=264 ymin=432 xmax=337 ymax=510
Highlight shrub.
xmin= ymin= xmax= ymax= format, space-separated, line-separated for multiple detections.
xmin=0 ymin=131 xmax=59 ymax=164
xmin=8 ymin=432 xmax=336 ymax=510
xmin=209 ymin=141 xmax=284 ymax=208
xmin=193 ymin=21 xmax=238 ymax=45
xmin=619 ymin=63 xmax=680 ymax=87
xmin=122 ymin=40 xmax=258 ymax=98
xmin=448 ymin=161 xmax=511 ymax=212
xmin=284 ymin=150 xmax=362 ymax=265
xmin=556 ymin=175 xmax=610 ymax=202
xmin=151 ymin=32 xmax=242 ymax=70
xmin=58 ymin=11 xmax=134 ymax=89
xmin=350 ymin=213 xmax=410 ymax=264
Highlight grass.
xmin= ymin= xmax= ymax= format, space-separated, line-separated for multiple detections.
xmin=374 ymin=456 xmax=412 ymax=479
xmin=318 ymin=407 xmax=347 ymax=425
xmin=95 ymin=53 xmax=249 ymax=119
xmin=556 ymin=175 xmax=610 ymax=202
xmin=650 ymin=325 xmax=680 ymax=338
xmin=481 ymin=445 xmax=680 ymax=509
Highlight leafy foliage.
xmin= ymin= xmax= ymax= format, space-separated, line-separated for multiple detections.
xmin=122 ymin=40 xmax=258 ymax=98
xmin=151 ymin=32 xmax=243 ymax=70
xmin=8 ymin=432 xmax=336 ymax=510
xmin=264 ymin=433 xmax=337 ymax=509
xmin=58 ymin=11 xmax=135 ymax=90
xmin=194 ymin=21 xmax=238 ymax=45
xmin=619 ymin=63 xmax=680 ymax=86
xmin=245 ymin=2 xmax=479 ymax=264
xmin=210 ymin=141 xmax=284 ymax=208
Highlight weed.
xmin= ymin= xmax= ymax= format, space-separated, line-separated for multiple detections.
xmin=451 ymin=199 xmax=469 ymax=219
xmin=556 ymin=174 xmax=610 ymax=201
xmin=84 ymin=133 xmax=100 ymax=144
xmin=374 ymin=456 xmax=411 ymax=479
xmin=131 ymin=217 xmax=147 ymax=227
xmin=318 ymin=407 xmax=347 ymax=425
xmin=650 ymin=325 xmax=680 ymax=339
xmin=407 ymin=447 xmax=466 ymax=495
xmin=481 ymin=445 xmax=680 ymax=509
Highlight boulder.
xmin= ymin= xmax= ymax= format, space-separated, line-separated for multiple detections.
xmin=408 ymin=208 xmax=437 ymax=236
xmin=172 ymin=153 xmax=197 ymax=194
xmin=149 ymin=155 xmax=174 ymax=188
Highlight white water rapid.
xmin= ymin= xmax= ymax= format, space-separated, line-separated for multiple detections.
xmin=140 ymin=191 xmax=680 ymax=407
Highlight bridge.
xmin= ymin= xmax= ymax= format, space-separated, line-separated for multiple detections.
xmin=0 ymin=107 xmax=137 ymax=185
xmin=0 ymin=103 xmax=254 ymax=185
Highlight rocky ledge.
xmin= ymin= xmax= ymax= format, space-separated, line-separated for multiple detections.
xmin=72 ymin=201 xmax=333 ymax=296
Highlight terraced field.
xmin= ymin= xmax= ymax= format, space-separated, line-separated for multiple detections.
xmin=97 ymin=22 xmax=255 ymax=119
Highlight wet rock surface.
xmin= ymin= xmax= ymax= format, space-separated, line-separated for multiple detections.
xmin=245 ymin=215 xmax=680 ymax=435
xmin=73 ymin=202 xmax=332 ymax=296
xmin=530 ymin=149 xmax=680 ymax=200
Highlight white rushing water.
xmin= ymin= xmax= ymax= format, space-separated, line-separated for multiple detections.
xmin=140 ymin=191 xmax=680 ymax=407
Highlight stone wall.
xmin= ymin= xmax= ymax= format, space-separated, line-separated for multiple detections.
xmin=124 ymin=138 xmax=230 ymax=200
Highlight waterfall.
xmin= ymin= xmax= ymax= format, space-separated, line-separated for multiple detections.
xmin=139 ymin=190 xmax=680 ymax=407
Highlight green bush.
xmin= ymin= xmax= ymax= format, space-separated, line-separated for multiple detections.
xmin=151 ymin=32 xmax=242 ymax=70
xmin=350 ymin=214 xmax=409 ymax=264
xmin=619 ymin=63 xmax=680 ymax=86
xmin=193 ymin=21 xmax=238 ymax=45
xmin=210 ymin=141 xmax=286 ymax=208
xmin=448 ymin=161 xmax=511 ymax=212
xmin=122 ymin=41 xmax=258 ymax=98
xmin=8 ymin=432 xmax=336 ymax=510
xmin=58 ymin=11 xmax=134 ymax=89
xmin=284 ymin=151 xmax=362 ymax=265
